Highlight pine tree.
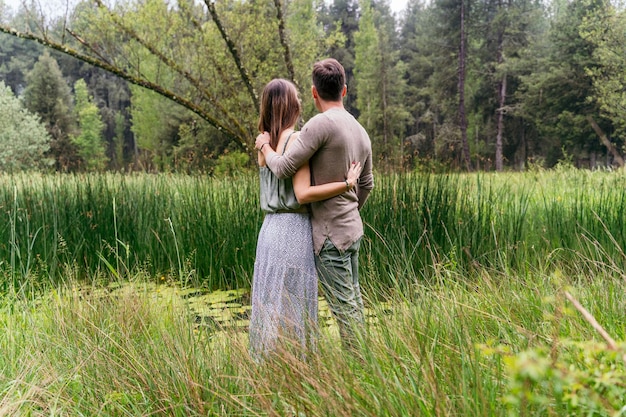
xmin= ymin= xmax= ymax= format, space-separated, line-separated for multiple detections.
xmin=0 ymin=32 xmax=42 ymax=95
xmin=579 ymin=2 xmax=626 ymax=167
xmin=470 ymin=0 xmax=544 ymax=170
xmin=399 ymin=0 xmax=439 ymax=168
xmin=22 ymin=50 xmax=79 ymax=171
xmin=354 ymin=0 xmax=408 ymax=170
xmin=517 ymin=0 xmax=611 ymax=167
xmin=321 ymin=0 xmax=360 ymax=115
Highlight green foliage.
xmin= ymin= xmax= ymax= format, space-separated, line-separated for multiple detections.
xmin=212 ymin=150 xmax=252 ymax=177
xmin=501 ymin=341 xmax=626 ymax=415
xmin=64 ymin=65 xmax=132 ymax=170
xmin=580 ymin=3 xmax=626 ymax=141
xmin=72 ymin=79 xmax=108 ymax=171
xmin=22 ymin=50 xmax=79 ymax=171
xmin=4 ymin=0 xmax=626 ymax=171
xmin=354 ymin=0 xmax=382 ymax=132
xmin=61 ymin=0 xmax=312 ymax=170
xmin=64 ymin=0 xmax=329 ymax=170
xmin=284 ymin=0 xmax=326 ymax=119
xmin=0 ymin=81 xmax=53 ymax=171
xmin=130 ymin=86 xmax=181 ymax=171
xmin=172 ymin=118 xmax=228 ymax=173
xmin=398 ymin=1 xmax=439 ymax=169
xmin=515 ymin=0 xmax=609 ymax=167
xmin=468 ymin=0 xmax=541 ymax=170
xmin=354 ymin=0 xmax=408 ymax=171
xmin=112 ymin=111 xmax=127 ymax=170
xmin=480 ymin=276 xmax=626 ymax=416
xmin=0 ymin=32 xmax=42 ymax=95
xmin=321 ymin=0 xmax=360 ymax=114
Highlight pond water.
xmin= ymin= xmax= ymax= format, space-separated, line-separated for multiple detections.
xmin=88 ymin=282 xmax=387 ymax=332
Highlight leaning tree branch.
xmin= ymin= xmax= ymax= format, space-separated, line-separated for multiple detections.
xmin=66 ymin=28 xmax=114 ymax=68
xmin=587 ymin=115 xmax=625 ymax=168
xmin=564 ymin=290 xmax=626 ymax=364
xmin=0 ymin=24 xmax=243 ymax=147
xmin=91 ymin=0 xmax=250 ymax=143
xmin=273 ymin=0 xmax=296 ymax=87
xmin=204 ymin=0 xmax=258 ymax=111
xmin=180 ymin=3 xmax=242 ymax=103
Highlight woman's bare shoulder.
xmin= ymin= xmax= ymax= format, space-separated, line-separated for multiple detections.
xmin=284 ymin=131 xmax=301 ymax=152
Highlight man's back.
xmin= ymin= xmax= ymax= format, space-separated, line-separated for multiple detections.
xmin=265 ymin=107 xmax=373 ymax=254
xmin=303 ymin=108 xmax=373 ymax=253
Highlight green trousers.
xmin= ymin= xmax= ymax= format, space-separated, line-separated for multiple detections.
xmin=315 ymin=238 xmax=364 ymax=350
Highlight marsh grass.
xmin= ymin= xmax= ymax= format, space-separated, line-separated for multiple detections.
xmin=361 ymin=169 xmax=626 ymax=288
xmin=1 ymin=255 xmax=624 ymax=416
xmin=2 ymin=169 xmax=626 ymax=290
xmin=0 ymin=172 xmax=260 ymax=290
xmin=0 ymin=276 xmax=254 ymax=415
xmin=1 ymin=168 xmax=626 ymax=415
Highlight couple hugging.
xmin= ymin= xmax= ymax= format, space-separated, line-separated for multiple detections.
xmin=249 ymin=58 xmax=374 ymax=359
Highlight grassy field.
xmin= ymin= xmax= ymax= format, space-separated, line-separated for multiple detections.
xmin=2 ymin=168 xmax=626 ymax=291
xmin=0 ymin=168 xmax=625 ymax=415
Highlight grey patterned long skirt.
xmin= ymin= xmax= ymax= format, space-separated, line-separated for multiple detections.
xmin=249 ymin=212 xmax=318 ymax=359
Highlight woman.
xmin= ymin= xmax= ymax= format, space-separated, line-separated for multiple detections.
xmin=249 ymin=79 xmax=360 ymax=359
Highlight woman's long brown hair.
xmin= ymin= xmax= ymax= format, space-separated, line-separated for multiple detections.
xmin=258 ymin=79 xmax=301 ymax=150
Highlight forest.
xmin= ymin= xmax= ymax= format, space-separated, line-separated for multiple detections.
xmin=1 ymin=0 xmax=625 ymax=174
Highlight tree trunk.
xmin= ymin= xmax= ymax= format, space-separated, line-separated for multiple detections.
xmin=458 ymin=0 xmax=471 ymax=171
xmin=495 ymin=3 xmax=506 ymax=172
xmin=273 ymin=0 xmax=296 ymax=86
xmin=495 ymin=76 xmax=506 ymax=171
xmin=517 ymin=125 xmax=526 ymax=171
xmin=381 ymin=53 xmax=390 ymax=170
xmin=587 ymin=115 xmax=625 ymax=168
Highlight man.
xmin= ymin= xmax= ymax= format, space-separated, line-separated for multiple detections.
xmin=255 ymin=58 xmax=374 ymax=349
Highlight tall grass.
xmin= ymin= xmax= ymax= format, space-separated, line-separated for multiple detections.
xmin=361 ymin=169 xmax=626 ymax=288
xmin=1 ymin=167 xmax=625 ymax=415
xmin=1 ymin=168 xmax=626 ymax=290
xmin=0 ymin=259 xmax=623 ymax=415
xmin=0 ymin=173 xmax=260 ymax=290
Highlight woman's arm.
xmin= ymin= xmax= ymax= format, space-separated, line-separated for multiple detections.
xmin=293 ymin=161 xmax=361 ymax=204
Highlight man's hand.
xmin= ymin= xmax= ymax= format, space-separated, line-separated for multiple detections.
xmin=255 ymin=131 xmax=271 ymax=151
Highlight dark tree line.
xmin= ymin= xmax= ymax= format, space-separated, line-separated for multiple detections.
xmin=1 ymin=0 xmax=625 ymax=173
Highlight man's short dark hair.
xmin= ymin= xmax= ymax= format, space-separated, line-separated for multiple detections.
xmin=312 ymin=58 xmax=345 ymax=102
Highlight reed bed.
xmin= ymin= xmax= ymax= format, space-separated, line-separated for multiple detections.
xmin=1 ymin=168 xmax=625 ymax=415
xmin=361 ymin=168 xmax=626 ymax=289
xmin=0 ymin=172 xmax=260 ymax=291
xmin=2 ymin=168 xmax=626 ymax=291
